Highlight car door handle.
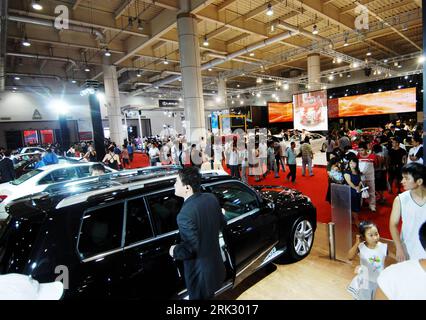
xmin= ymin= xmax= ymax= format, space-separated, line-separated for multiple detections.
xmin=231 ymin=225 xmax=252 ymax=235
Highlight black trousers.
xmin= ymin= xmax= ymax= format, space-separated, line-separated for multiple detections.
xmin=230 ymin=165 xmax=240 ymax=178
xmin=287 ymin=164 xmax=296 ymax=182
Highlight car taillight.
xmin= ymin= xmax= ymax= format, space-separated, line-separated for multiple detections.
xmin=0 ymin=195 xmax=8 ymax=203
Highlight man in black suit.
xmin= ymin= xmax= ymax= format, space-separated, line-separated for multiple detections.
xmin=169 ymin=167 xmax=226 ymax=300
xmin=0 ymin=150 xmax=15 ymax=183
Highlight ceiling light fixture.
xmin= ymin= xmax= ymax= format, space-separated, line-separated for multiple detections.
xmin=249 ymin=52 xmax=255 ymax=57
xmin=283 ymin=83 xmax=289 ymax=90
xmin=84 ymin=66 xmax=90 ymax=72
xmin=256 ymin=77 xmax=262 ymax=84
xmin=266 ymin=3 xmax=274 ymax=16
xmin=418 ymin=55 xmax=425 ymax=64
xmin=104 ymin=48 xmax=111 ymax=57
xmin=14 ymin=76 xmax=20 ymax=80
xmin=22 ymin=35 xmax=31 ymax=47
xmin=136 ymin=70 xmax=142 ymax=77
xmin=203 ymin=36 xmax=209 ymax=47
xmin=343 ymin=37 xmax=349 ymax=47
xmin=163 ymin=57 xmax=169 ymax=65
xmin=137 ymin=19 xmax=145 ymax=31
xmin=366 ymin=48 xmax=372 ymax=56
xmin=208 ymin=68 xmax=212 ymax=71
xmin=312 ymin=25 xmax=319 ymax=35
xmin=71 ymin=80 xmax=77 ymax=84
xmin=336 ymin=57 xmax=342 ymax=64
xmin=32 ymin=0 xmax=43 ymax=11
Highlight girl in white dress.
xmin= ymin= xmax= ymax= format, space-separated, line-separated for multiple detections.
xmin=347 ymin=221 xmax=388 ymax=300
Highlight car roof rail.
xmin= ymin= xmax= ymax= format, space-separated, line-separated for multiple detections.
xmin=7 ymin=165 xmax=230 ymax=213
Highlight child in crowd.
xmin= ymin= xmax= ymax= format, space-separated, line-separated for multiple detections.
xmin=347 ymin=221 xmax=388 ymax=300
xmin=328 ymin=161 xmax=344 ymax=183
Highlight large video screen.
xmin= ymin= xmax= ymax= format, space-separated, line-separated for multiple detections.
xmin=328 ymin=98 xmax=339 ymax=118
xmin=338 ymin=87 xmax=416 ymax=117
xmin=268 ymin=102 xmax=293 ymax=123
xmin=293 ymin=90 xmax=328 ymax=131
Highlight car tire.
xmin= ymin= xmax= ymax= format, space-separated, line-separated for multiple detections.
xmin=287 ymin=217 xmax=314 ymax=261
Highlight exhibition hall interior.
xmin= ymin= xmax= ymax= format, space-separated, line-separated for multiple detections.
xmin=0 ymin=0 xmax=424 ymax=301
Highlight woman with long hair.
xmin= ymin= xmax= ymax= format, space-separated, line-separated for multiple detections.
xmin=344 ymin=158 xmax=363 ymax=226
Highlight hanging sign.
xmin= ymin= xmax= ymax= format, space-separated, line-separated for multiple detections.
xmin=158 ymin=99 xmax=179 ymax=108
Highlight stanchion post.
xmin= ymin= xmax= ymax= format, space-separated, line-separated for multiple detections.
xmin=328 ymin=222 xmax=336 ymax=260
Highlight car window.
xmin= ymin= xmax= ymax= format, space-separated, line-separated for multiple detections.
xmin=77 ymin=166 xmax=91 ymax=177
xmin=10 ymin=169 xmax=43 ymax=185
xmin=206 ymin=182 xmax=259 ymax=221
xmin=47 ymin=168 xmax=79 ymax=183
xmin=125 ymin=197 xmax=154 ymax=245
xmin=78 ymin=202 xmax=124 ymax=259
xmin=146 ymin=191 xmax=184 ymax=235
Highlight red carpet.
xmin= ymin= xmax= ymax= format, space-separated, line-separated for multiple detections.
xmin=129 ymin=152 xmax=394 ymax=239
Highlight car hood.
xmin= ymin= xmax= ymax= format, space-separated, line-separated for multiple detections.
xmin=253 ymin=185 xmax=311 ymax=205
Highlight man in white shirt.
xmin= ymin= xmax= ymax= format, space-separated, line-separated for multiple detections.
xmin=148 ymin=143 xmax=160 ymax=166
xmin=375 ymin=221 xmax=426 ymax=300
xmin=279 ymin=138 xmax=287 ymax=172
xmin=407 ymin=136 xmax=423 ymax=165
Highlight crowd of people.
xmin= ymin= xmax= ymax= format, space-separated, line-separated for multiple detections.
xmin=325 ymin=123 xmax=423 ymax=226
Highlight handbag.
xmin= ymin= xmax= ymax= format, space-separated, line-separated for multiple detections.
xmin=361 ymin=184 xmax=370 ymax=199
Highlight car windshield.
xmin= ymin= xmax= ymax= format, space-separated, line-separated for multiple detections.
xmin=10 ymin=169 xmax=43 ymax=185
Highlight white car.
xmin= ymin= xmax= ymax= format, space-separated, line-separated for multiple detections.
xmin=19 ymin=147 xmax=46 ymax=154
xmin=273 ymin=131 xmax=327 ymax=153
xmin=0 ymin=163 xmax=116 ymax=220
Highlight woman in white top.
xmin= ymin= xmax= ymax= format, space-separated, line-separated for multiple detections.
xmin=389 ymin=163 xmax=426 ymax=261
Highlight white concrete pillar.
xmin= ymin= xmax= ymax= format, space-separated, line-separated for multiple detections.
xmin=103 ymin=60 xmax=124 ymax=146
xmin=307 ymin=53 xmax=321 ymax=91
xmin=218 ymin=75 xmax=227 ymax=109
xmin=177 ymin=11 xmax=206 ymax=143
xmin=123 ymin=111 xmax=129 ymax=142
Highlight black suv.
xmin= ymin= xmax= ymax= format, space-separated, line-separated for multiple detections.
xmin=0 ymin=166 xmax=316 ymax=299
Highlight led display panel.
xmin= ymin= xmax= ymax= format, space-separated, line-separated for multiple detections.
xmin=268 ymin=102 xmax=293 ymax=123
xmin=338 ymin=87 xmax=416 ymax=117
xmin=293 ymin=90 xmax=328 ymax=131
